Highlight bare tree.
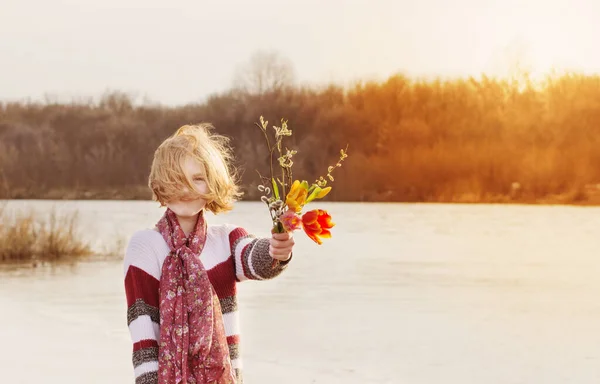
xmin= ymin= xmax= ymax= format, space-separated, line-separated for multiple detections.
xmin=233 ymin=50 xmax=296 ymax=95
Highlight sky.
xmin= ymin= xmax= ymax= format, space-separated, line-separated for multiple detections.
xmin=1 ymin=0 xmax=600 ymax=105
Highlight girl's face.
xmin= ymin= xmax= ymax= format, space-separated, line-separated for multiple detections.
xmin=166 ymin=156 xmax=210 ymax=218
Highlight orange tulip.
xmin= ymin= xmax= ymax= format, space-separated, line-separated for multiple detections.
xmin=301 ymin=209 xmax=334 ymax=245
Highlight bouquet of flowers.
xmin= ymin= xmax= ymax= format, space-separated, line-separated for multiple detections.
xmin=255 ymin=116 xmax=348 ymax=244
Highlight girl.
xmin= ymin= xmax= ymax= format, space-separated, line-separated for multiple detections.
xmin=124 ymin=124 xmax=295 ymax=384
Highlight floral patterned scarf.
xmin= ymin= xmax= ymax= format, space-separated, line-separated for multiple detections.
xmin=156 ymin=208 xmax=235 ymax=384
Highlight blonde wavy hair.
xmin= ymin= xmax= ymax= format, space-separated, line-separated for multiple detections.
xmin=148 ymin=123 xmax=242 ymax=214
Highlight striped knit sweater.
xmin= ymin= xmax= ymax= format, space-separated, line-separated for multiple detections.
xmin=123 ymin=223 xmax=291 ymax=384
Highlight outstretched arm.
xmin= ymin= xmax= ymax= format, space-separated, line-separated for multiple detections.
xmin=228 ymin=226 xmax=294 ymax=282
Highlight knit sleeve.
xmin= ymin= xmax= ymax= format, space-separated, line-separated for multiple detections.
xmin=123 ymin=230 xmax=161 ymax=384
xmin=226 ymin=225 xmax=292 ymax=282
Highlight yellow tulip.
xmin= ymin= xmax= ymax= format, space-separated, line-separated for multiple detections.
xmin=316 ymin=186 xmax=331 ymax=199
xmin=306 ymin=185 xmax=332 ymax=203
xmin=286 ymin=180 xmax=309 ymax=213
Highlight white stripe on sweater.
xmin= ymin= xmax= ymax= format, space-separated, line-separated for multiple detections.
xmin=134 ymin=361 xmax=158 ymax=377
xmin=231 ymin=358 xmax=243 ymax=369
xmin=200 ymin=227 xmax=232 ymax=270
xmin=129 ymin=315 xmax=160 ymax=343
xmin=124 ymin=226 xmax=238 ymax=277
xmin=222 ymin=311 xmax=240 ymax=337
xmin=123 ymin=229 xmax=168 ymax=280
xmin=129 ymin=312 xmax=239 ymax=348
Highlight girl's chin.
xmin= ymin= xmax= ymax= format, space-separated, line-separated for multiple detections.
xmin=167 ymin=202 xmax=206 ymax=217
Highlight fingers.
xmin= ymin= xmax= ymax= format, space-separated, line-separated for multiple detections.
xmin=270 ymin=235 xmax=294 ymax=249
xmin=271 ymin=232 xmax=294 ymax=247
xmin=269 ymin=232 xmax=294 ymax=261
xmin=269 ymin=244 xmax=292 ymax=260
xmin=271 ymin=232 xmax=292 ymax=241
xmin=269 ymin=248 xmax=291 ymax=261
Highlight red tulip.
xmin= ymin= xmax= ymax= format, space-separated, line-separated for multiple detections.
xmin=301 ymin=209 xmax=334 ymax=245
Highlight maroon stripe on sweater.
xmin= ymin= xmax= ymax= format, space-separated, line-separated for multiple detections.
xmin=125 ymin=266 xmax=160 ymax=308
xmin=228 ymin=227 xmax=250 ymax=247
xmin=133 ymin=339 xmax=159 ymax=352
xmin=228 ymin=226 xmax=255 ymax=281
xmin=206 ymin=257 xmax=237 ymax=299
xmin=226 ymin=335 xmax=240 ymax=345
